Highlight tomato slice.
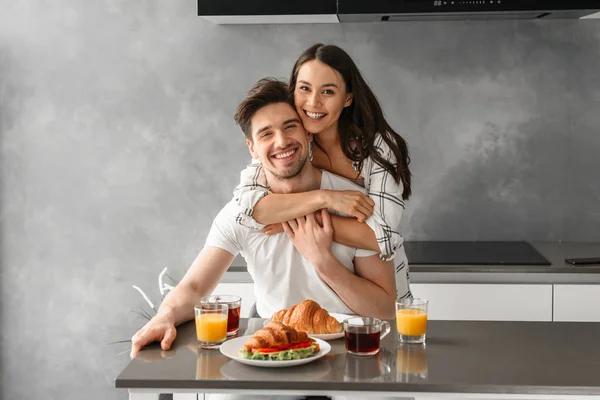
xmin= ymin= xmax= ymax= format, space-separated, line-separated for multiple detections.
xmin=252 ymin=341 xmax=311 ymax=353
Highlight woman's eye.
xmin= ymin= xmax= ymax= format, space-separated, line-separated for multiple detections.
xmin=323 ymin=89 xmax=334 ymax=95
xmin=299 ymin=86 xmax=310 ymax=92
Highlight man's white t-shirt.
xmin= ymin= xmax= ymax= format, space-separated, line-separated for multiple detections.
xmin=204 ymin=170 xmax=378 ymax=318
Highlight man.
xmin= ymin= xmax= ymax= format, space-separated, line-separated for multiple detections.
xmin=130 ymin=78 xmax=396 ymax=360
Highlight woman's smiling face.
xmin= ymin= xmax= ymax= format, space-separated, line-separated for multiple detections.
xmin=293 ymin=60 xmax=353 ymax=135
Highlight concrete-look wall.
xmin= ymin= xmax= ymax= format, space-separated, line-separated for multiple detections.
xmin=1 ymin=1 xmax=599 ymax=399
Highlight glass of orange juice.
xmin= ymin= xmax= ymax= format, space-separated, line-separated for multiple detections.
xmin=395 ymin=298 xmax=429 ymax=344
xmin=194 ymin=303 xmax=228 ymax=349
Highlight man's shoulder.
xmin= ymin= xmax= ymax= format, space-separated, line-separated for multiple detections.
xmin=213 ymin=201 xmax=252 ymax=230
xmin=320 ymin=170 xmax=367 ymax=193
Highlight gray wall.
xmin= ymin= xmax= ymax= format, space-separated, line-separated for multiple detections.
xmin=1 ymin=0 xmax=599 ymax=399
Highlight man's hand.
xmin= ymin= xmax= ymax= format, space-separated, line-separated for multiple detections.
xmin=130 ymin=313 xmax=177 ymax=359
xmin=260 ymin=223 xmax=284 ymax=236
xmin=282 ymin=209 xmax=333 ymax=265
xmin=324 ymin=190 xmax=374 ymax=222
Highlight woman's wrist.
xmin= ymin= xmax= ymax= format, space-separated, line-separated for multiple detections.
xmin=318 ymin=189 xmax=333 ymax=210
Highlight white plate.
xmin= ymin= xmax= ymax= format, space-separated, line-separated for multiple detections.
xmin=263 ymin=312 xmax=354 ymax=341
xmin=219 ymin=336 xmax=331 ymax=368
xmin=311 ymin=313 xmax=353 ymax=340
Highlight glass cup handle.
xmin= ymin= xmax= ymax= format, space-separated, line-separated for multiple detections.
xmin=380 ymin=321 xmax=391 ymax=340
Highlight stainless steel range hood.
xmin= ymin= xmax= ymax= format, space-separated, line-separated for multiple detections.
xmin=338 ymin=0 xmax=600 ymax=22
xmin=197 ymin=0 xmax=600 ymax=24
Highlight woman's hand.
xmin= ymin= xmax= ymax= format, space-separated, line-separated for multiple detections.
xmin=323 ymin=190 xmax=374 ymax=222
xmin=282 ymin=209 xmax=333 ymax=266
xmin=260 ymin=223 xmax=284 ymax=236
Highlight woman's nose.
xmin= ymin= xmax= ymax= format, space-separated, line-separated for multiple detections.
xmin=307 ymin=92 xmax=321 ymax=107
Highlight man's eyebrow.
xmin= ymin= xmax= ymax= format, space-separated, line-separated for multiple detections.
xmin=298 ymin=80 xmax=339 ymax=89
xmin=283 ymin=118 xmax=302 ymax=126
xmin=256 ymin=125 xmax=272 ymax=135
xmin=256 ymin=118 xmax=301 ymax=135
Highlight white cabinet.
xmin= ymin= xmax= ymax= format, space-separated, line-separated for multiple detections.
xmin=211 ymin=283 xmax=256 ymax=318
xmin=410 ymin=283 xmax=553 ymax=321
xmin=553 ymin=284 xmax=600 ymax=322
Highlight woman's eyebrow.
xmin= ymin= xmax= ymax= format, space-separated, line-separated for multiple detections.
xmin=298 ymin=80 xmax=339 ymax=89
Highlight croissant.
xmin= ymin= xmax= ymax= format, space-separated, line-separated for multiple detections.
xmin=243 ymin=321 xmax=310 ymax=351
xmin=271 ymin=300 xmax=342 ymax=334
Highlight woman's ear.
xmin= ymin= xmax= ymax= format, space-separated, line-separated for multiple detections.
xmin=344 ymin=93 xmax=354 ymax=107
xmin=307 ymin=132 xmax=314 ymax=143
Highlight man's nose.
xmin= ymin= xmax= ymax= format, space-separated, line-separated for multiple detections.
xmin=274 ymin=130 xmax=290 ymax=148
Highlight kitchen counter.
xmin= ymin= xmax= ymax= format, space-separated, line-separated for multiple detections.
xmin=222 ymin=241 xmax=600 ymax=284
xmin=116 ymin=318 xmax=600 ymax=398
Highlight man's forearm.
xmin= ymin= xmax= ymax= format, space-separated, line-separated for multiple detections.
xmin=313 ymin=253 xmax=395 ymax=319
xmin=329 ymin=215 xmax=380 ymax=252
xmin=154 ymin=247 xmax=234 ymax=327
xmin=155 ymin=282 xmax=203 ymax=327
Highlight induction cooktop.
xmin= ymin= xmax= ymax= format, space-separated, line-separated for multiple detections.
xmin=404 ymin=241 xmax=551 ymax=266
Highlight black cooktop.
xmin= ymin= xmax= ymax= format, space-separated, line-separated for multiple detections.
xmin=404 ymin=241 xmax=551 ymax=266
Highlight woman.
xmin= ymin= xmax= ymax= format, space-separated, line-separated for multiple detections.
xmin=233 ymin=43 xmax=413 ymax=301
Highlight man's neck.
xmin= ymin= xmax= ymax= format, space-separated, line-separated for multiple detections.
xmin=266 ymin=165 xmax=322 ymax=194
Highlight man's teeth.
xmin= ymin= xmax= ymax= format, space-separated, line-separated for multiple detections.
xmin=306 ymin=111 xmax=326 ymax=119
xmin=274 ymin=149 xmax=296 ymax=159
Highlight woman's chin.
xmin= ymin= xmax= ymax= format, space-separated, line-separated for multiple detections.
xmin=301 ymin=118 xmax=327 ymax=134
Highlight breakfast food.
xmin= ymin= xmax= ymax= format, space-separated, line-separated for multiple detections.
xmin=270 ymin=299 xmax=342 ymax=334
xmin=241 ymin=321 xmax=320 ymax=361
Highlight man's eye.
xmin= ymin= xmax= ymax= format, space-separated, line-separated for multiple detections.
xmin=261 ymin=132 xmax=271 ymax=138
xmin=285 ymin=125 xmax=296 ymax=130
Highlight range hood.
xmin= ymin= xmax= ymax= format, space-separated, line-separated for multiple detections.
xmin=338 ymin=0 xmax=600 ymax=22
xmin=198 ymin=0 xmax=600 ymax=24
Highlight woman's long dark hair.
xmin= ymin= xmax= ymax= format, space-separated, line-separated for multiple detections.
xmin=289 ymin=43 xmax=412 ymax=200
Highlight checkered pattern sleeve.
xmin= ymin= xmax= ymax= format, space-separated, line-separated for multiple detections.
xmin=232 ymin=160 xmax=269 ymax=230
xmin=360 ymin=134 xmax=406 ymax=261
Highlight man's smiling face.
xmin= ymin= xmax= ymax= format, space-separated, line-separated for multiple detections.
xmin=246 ymin=102 xmax=312 ymax=180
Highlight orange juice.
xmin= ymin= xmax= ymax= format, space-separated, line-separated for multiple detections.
xmin=195 ymin=313 xmax=228 ymax=342
xmin=396 ymin=346 xmax=428 ymax=374
xmin=396 ymin=309 xmax=428 ymax=336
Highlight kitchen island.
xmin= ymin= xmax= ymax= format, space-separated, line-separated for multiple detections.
xmin=116 ymin=318 xmax=600 ymax=400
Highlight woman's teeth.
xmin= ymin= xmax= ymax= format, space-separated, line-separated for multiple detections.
xmin=305 ymin=111 xmax=326 ymax=120
xmin=274 ymin=149 xmax=296 ymax=159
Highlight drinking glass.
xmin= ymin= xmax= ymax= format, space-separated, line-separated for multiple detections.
xmin=194 ymin=303 xmax=228 ymax=349
xmin=396 ymin=298 xmax=429 ymax=344
xmin=343 ymin=317 xmax=391 ymax=357
xmin=396 ymin=344 xmax=428 ymax=382
xmin=201 ymin=295 xmax=242 ymax=336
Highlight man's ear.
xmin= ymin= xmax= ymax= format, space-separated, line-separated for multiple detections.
xmin=246 ymin=138 xmax=259 ymax=159
xmin=344 ymin=93 xmax=354 ymax=108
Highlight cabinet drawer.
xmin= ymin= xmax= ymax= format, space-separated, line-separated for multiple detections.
xmin=411 ymin=283 xmax=552 ymax=321
xmin=553 ymin=284 xmax=600 ymax=322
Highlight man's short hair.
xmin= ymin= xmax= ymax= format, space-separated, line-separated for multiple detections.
xmin=234 ymin=78 xmax=293 ymax=141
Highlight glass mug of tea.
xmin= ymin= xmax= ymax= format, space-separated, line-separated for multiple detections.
xmin=343 ymin=317 xmax=391 ymax=357
xmin=194 ymin=303 xmax=228 ymax=349
xmin=201 ymin=295 xmax=242 ymax=336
